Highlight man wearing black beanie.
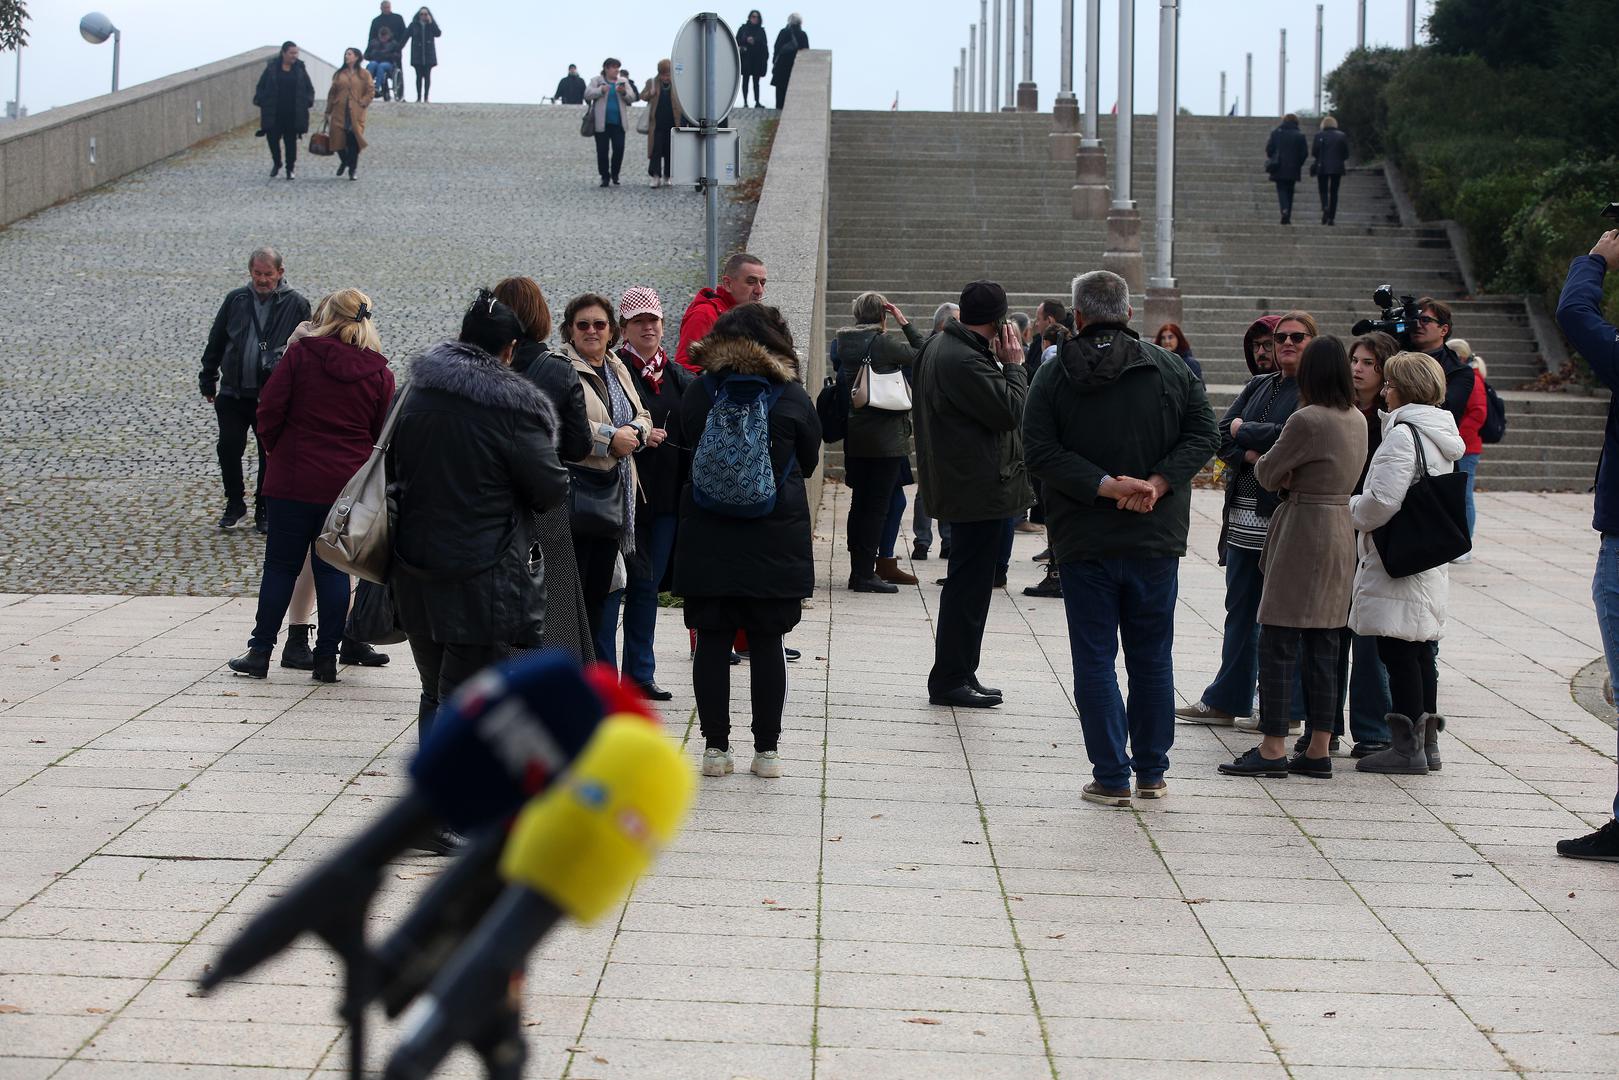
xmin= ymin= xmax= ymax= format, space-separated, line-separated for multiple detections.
xmin=914 ymin=280 xmax=1036 ymax=708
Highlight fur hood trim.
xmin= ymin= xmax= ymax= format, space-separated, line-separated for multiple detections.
xmin=409 ymin=340 xmax=558 ymax=434
xmin=688 ymin=335 xmax=798 ymax=383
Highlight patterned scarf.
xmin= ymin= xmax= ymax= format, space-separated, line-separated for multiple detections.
xmin=622 ymin=343 xmax=668 ymax=389
xmin=598 ymin=359 xmax=638 ymax=556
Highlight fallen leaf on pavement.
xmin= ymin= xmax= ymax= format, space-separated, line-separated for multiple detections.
xmin=0 ymin=1004 xmax=22 ymax=1014
xmin=49 ymin=655 xmax=61 ymax=662
xmin=903 ymin=1017 xmax=941 ymax=1025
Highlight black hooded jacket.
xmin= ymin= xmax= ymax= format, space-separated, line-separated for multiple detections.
xmin=1266 ymin=117 xmax=1308 ymax=182
xmin=254 ymin=58 xmax=315 ymax=135
xmin=512 ymin=339 xmax=592 ymax=463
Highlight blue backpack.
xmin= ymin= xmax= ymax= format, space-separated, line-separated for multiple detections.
xmin=691 ymin=373 xmax=792 ymax=518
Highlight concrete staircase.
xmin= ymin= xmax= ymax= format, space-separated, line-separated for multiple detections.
xmin=824 ymin=111 xmax=1603 ymax=491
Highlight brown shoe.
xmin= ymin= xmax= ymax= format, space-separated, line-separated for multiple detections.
xmin=1081 ymin=781 xmax=1132 ymax=807
xmin=875 ymin=557 xmax=918 ymax=585
xmin=1173 ymin=701 xmax=1241 ymax=726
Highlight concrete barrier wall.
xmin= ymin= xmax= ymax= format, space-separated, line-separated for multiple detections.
xmin=743 ymin=49 xmax=832 ymax=511
xmin=0 ymin=47 xmax=336 ymax=227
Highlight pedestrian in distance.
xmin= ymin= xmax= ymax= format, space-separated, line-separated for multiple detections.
xmin=556 ymin=293 xmax=653 ymax=663
xmin=1552 ymin=228 xmax=1619 ymax=861
xmin=1219 ymin=334 xmax=1366 ymax=780
xmin=836 ymin=292 xmax=926 ymax=593
xmin=1312 ymin=114 xmax=1350 ymax=226
xmin=1265 ymin=112 xmax=1308 ymax=225
xmin=327 ymin=48 xmax=374 ymax=180
xmin=675 ymin=304 xmax=822 ymax=780
xmin=675 ymin=252 xmax=769 ymax=371
xmin=736 ymin=10 xmax=769 ymax=108
xmin=1348 ymin=351 xmax=1464 ymax=775
xmin=914 ymin=280 xmax=1035 ymax=709
xmin=200 ymin=246 xmax=311 ymax=533
xmin=253 ymin=42 xmax=315 ymax=180
xmin=226 ymin=289 xmax=395 ymax=684
xmin=585 ymin=58 xmax=638 ymax=188
xmin=641 ymin=60 xmax=678 ymax=188
xmin=1022 ymin=270 xmax=1219 ymax=807
xmin=367 ymin=0 xmax=408 ymax=101
xmin=364 ymin=25 xmax=403 ymax=102
xmin=402 ymin=7 xmax=440 ymax=102
xmin=1152 ymin=323 xmax=1203 ymax=384
xmin=495 ymin=276 xmax=597 ymax=665
xmin=771 ymin=13 xmax=810 ymax=109
xmin=554 ymin=64 xmax=586 ymax=105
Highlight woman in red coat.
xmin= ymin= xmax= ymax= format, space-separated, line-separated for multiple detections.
xmin=228 ymin=289 xmax=396 ymax=682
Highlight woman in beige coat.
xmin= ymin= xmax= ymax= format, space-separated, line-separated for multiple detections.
xmin=1220 ymin=332 xmax=1366 ymax=780
xmin=555 ymin=292 xmax=652 ymax=660
xmin=640 ymin=59 xmax=679 ymax=187
xmin=327 ymin=48 xmax=374 ymax=180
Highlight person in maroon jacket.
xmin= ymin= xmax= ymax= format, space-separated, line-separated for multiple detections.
xmin=228 ymin=288 xmax=396 ymax=683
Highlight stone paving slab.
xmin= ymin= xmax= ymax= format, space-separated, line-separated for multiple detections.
xmin=1 ymin=488 xmax=1617 ymax=1078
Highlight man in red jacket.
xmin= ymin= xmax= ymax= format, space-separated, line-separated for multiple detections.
xmin=674 ymin=252 xmax=767 ymax=372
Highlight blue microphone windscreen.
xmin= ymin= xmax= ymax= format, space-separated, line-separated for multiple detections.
xmin=410 ymin=650 xmax=606 ymax=832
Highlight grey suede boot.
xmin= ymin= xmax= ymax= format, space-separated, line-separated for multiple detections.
xmin=1355 ymin=713 xmax=1429 ymax=774
xmin=1422 ymin=713 xmax=1445 ymax=771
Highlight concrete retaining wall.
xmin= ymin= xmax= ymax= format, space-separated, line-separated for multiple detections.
xmin=743 ymin=50 xmax=832 ymax=511
xmin=1 ymin=47 xmax=336 ymax=227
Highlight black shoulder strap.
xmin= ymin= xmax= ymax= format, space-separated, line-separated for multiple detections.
xmin=1397 ymin=420 xmax=1430 ymax=475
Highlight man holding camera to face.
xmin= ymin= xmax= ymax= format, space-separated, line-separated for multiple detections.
xmin=1554 ymin=227 xmax=1619 ymax=862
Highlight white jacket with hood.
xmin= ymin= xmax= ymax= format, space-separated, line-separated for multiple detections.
xmin=1348 ymin=403 xmax=1466 ymax=642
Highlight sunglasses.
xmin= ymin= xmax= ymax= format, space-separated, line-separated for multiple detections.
xmin=574 ymin=319 xmax=610 ymax=331
xmin=1275 ymin=331 xmax=1312 ymax=345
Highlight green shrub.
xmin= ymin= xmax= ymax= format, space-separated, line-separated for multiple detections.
xmin=1453 ymin=172 xmax=1541 ymax=288
xmin=1321 ymin=47 xmax=1409 ymax=160
xmin=1501 ymin=158 xmax=1619 ymax=312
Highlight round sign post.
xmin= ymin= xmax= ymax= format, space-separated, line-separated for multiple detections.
xmin=670 ymin=13 xmax=740 ymax=287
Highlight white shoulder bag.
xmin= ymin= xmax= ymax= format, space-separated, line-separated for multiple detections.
xmin=849 ymin=333 xmax=912 ymax=412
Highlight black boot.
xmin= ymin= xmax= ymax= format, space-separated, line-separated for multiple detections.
xmin=280 ymin=625 xmax=315 ymax=670
xmin=228 ymin=647 xmax=271 ymax=679
xmin=311 ymin=654 xmax=338 ymax=683
xmin=416 ymin=698 xmax=439 ymax=746
xmin=339 ymin=638 xmax=391 ymax=666
xmin=849 ymin=574 xmax=899 ymax=593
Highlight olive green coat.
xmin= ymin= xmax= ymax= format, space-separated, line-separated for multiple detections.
xmin=835 ymin=321 xmax=925 ymax=459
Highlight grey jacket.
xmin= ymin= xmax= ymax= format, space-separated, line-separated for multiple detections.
xmin=199 ymin=281 xmax=310 ymax=399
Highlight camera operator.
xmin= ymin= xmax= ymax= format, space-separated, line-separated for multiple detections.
xmin=1552 ymin=229 xmax=1619 ymax=862
xmin=1409 ymin=297 xmax=1488 ymax=548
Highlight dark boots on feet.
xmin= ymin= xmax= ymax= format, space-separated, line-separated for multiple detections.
xmin=849 ymin=573 xmax=898 ymax=593
xmin=280 ymin=625 xmax=315 ymax=670
xmin=228 ymin=647 xmax=271 ymax=679
xmin=311 ymin=655 xmax=338 ymax=683
xmin=1423 ymin=713 xmax=1445 ymax=770
xmin=1356 ymin=713 xmax=1428 ymax=774
xmin=875 ymin=557 xmax=918 ymax=585
xmin=339 ymin=638 xmax=391 ymax=666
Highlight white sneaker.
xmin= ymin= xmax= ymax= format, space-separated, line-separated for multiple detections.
xmin=1450 ymin=552 xmax=1473 ymax=564
xmin=750 ymin=751 xmax=782 ymax=778
xmin=701 ymin=748 xmax=734 ymax=777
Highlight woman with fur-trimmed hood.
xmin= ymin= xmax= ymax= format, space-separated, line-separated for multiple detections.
xmin=674 ymin=303 xmax=821 ymax=782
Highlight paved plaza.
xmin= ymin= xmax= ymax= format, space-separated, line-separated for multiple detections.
xmin=2 ymin=486 xmax=1617 ymax=1079
xmin=0 ymin=103 xmax=760 ymax=596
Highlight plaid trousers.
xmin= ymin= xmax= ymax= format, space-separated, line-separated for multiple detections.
xmin=1258 ymin=625 xmax=1343 ymax=739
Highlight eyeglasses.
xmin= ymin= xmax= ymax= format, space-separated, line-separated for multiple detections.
xmin=1275 ymin=331 xmax=1312 ymax=345
xmin=574 ymin=319 xmax=610 ymax=331
xmin=1413 ymin=315 xmax=1442 ymax=327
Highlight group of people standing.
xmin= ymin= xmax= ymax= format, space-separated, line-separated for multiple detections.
xmin=365 ymin=1 xmax=440 ymax=103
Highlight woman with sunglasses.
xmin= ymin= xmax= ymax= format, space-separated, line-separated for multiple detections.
xmin=1176 ymin=313 xmax=1305 ymax=731
xmin=557 ymin=294 xmax=652 ymax=663
xmin=1221 ymin=332 xmax=1366 ymax=779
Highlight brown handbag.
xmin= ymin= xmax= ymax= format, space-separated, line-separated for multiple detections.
xmin=308 ymin=117 xmax=333 ymax=156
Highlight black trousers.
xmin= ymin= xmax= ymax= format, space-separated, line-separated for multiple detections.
xmin=743 ymin=74 xmax=762 ymax=106
xmin=214 ymin=395 xmax=264 ymax=512
xmin=594 ymin=124 xmax=626 ymax=181
xmin=265 ymin=128 xmax=297 ymax=171
xmin=1377 ymin=636 xmax=1438 ymax=720
xmin=573 ymin=533 xmax=620 ymax=661
xmin=929 ymin=518 xmax=1003 ymax=695
xmin=414 ymin=65 xmax=431 ymax=101
xmin=1317 ymin=172 xmax=1342 ymax=220
xmin=774 ymin=82 xmax=788 ymax=109
xmin=694 ymin=627 xmax=785 ymax=752
xmin=1258 ymin=625 xmax=1342 ymax=738
xmin=407 ymin=637 xmax=508 ymax=745
xmin=844 ymin=456 xmax=906 ymax=578
xmin=1274 ymin=179 xmax=1296 ymax=217
xmin=338 ymin=143 xmax=362 ymax=174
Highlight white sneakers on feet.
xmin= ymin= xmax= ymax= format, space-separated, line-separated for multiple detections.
xmin=701 ymin=748 xmax=734 ymax=777
xmin=750 ymin=751 xmax=782 ymax=778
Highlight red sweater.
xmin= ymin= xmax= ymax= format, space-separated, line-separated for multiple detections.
xmin=674 ymin=286 xmax=737 ymax=372
xmin=1458 ymin=366 xmax=1487 ymax=455
xmin=257 ymin=336 xmax=395 ymax=504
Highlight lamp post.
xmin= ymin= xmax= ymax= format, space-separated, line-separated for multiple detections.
xmin=1003 ymin=0 xmax=1015 ymax=110
xmin=1220 ymin=70 xmax=1226 ymax=117
xmin=979 ymin=0 xmax=988 ymax=111
xmin=79 ymin=12 xmax=121 ymax=94
xmin=8 ymin=42 xmax=19 ymax=120
xmin=991 ymin=0 xmax=1002 ymax=112
xmin=1406 ymin=0 xmax=1417 ymax=47
xmin=1358 ymin=0 xmax=1367 ymax=48
xmin=968 ymin=25 xmax=977 ymax=112
xmin=1146 ymin=0 xmax=1182 ymax=335
xmin=960 ymin=46 xmax=968 ymax=110
xmin=1102 ymin=0 xmax=1142 ymax=291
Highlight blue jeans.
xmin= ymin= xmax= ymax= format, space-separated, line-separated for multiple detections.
xmin=1202 ymin=546 xmax=1264 ymax=716
xmin=881 ymin=484 xmax=906 ymax=559
xmin=1059 ymin=557 xmax=1179 ymax=790
xmin=1348 ymin=630 xmax=1392 ymax=743
xmin=248 ymin=497 xmax=350 ymax=657
xmin=599 ymin=590 xmax=624 ymax=669
xmin=367 ymin=61 xmax=395 ymax=96
xmin=620 ymin=513 xmax=678 ymax=685
xmin=1456 ymin=452 xmax=1479 ymax=537
xmin=1593 ymin=535 xmax=1619 ymax=820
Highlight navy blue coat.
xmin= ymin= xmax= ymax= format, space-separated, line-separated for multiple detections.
xmin=1266 ymin=120 xmax=1309 ymax=183
xmin=1556 ymin=255 xmax=1619 ymax=534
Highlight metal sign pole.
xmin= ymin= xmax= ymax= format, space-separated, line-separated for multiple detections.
xmin=702 ymin=14 xmax=719 ymax=287
xmin=112 ymin=29 xmax=121 ymax=93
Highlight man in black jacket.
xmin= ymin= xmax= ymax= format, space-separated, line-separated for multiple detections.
xmin=554 ymin=64 xmax=587 ymax=104
xmin=368 ymin=1 xmax=408 ymax=101
xmin=1024 ymin=271 xmax=1218 ymax=806
xmin=914 ymin=280 xmax=1034 ymax=708
xmin=199 ymin=247 xmax=310 ymax=531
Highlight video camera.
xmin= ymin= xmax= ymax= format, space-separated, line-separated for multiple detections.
xmin=1351 ymin=285 xmax=1422 ymax=345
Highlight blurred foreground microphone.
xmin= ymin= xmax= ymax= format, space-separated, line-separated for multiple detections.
xmin=382 ymin=715 xmax=695 ymax=1080
xmin=197 ymin=651 xmax=604 ymax=995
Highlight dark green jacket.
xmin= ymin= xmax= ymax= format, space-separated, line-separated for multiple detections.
xmin=914 ymin=319 xmax=1035 ymax=523
xmin=1023 ymin=324 xmax=1218 ymax=562
xmin=835 ymin=321 xmax=925 ymax=459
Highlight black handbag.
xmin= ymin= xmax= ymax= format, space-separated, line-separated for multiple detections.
xmin=1371 ymin=421 xmax=1472 ymax=577
xmin=345 ymin=578 xmax=406 ymax=645
xmin=567 ymin=463 xmax=624 ymax=538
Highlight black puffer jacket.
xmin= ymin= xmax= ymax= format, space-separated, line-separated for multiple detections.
xmin=1266 ymin=117 xmax=1308 ymax=182
xmin=1312 ymin=127 xmax=1350 ymax=176
xmin=254 ymin=58 xmax=315 ymax=135
xmin=673 ymin=336 xmax=821 ymax=601
xmin=512 ymin=339 xmax=592 ymax=463
xmin=389 ymin=341 xmax=569 ymax=647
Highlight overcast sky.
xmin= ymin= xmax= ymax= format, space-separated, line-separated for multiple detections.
xmin=9 ymin=0 xmax=1434 ymax=117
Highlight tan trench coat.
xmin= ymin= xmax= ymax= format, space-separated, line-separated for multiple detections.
xmin=638 ymin=77 xmax=677 ymax=157
xmin=1253 ymin=404 xmax=1367 ymax=628
xmin=326 ymin=67 xmax=374 ymax=152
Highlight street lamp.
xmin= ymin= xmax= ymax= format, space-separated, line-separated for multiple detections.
xmin=79 ymin=12 xmax=121 ymax=94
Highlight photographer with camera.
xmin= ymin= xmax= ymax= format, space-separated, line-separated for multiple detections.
xmin=1552 ymin=228 xmax=1619 ymax=861
xmin=1408 ymin=298 xmax=1488 ymax=552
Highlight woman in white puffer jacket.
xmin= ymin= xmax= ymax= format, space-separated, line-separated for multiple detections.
xmin=1348 ymin=351 xmax=1465 ymax=776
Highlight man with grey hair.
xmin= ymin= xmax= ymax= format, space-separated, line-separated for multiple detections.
xmin=199 ymin=246 xmax=311 ymax=532
xmin=1023 ymin=270 xmax=1218 ymax=805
